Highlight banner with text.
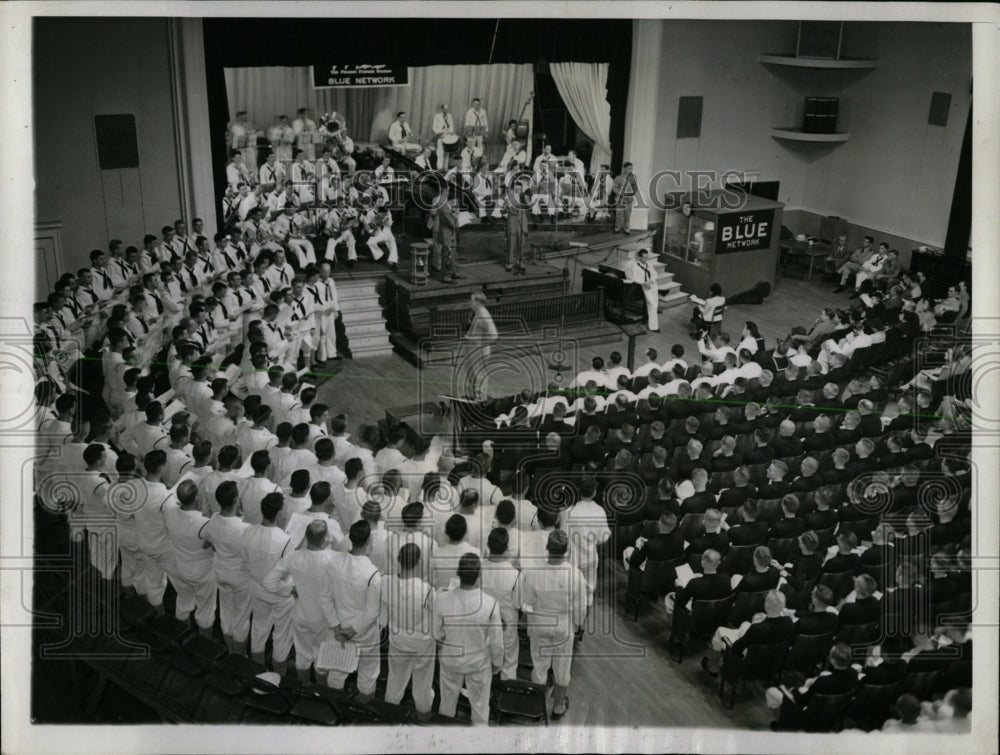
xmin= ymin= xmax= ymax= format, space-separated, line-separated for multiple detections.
xmin=312 ymin=64 xmax=409 ymax=89
xmin=716 ymin=209 xmax=776 ymax=254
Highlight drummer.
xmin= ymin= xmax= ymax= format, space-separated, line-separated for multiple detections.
xmin=432 ymin=104 xmax=458 ymax=172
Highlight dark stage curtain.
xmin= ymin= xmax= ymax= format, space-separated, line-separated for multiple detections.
xmin=943 ymin=105 xmax=972 ymax=261
xmin=202 ymin=18 xmax=633 ymax=221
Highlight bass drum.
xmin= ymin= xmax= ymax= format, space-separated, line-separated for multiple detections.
xmin=441 ymin=133 xmax=461 ymax=155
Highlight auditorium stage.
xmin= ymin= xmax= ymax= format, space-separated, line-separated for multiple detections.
xmin=380 ymin=226 xmax=645 ymax=366
xmin=327 ymin=218 xmax=621 ymax=283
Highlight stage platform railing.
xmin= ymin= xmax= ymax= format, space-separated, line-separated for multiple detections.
xmin=428 ymin=289 xmax=605 ymax=335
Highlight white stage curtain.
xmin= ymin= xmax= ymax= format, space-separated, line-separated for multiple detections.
xmin=549 ymin=62 xmax=612 ymax=174
xmin=224 ymin=63 xmax=533 ymax=166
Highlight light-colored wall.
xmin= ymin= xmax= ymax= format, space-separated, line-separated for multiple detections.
xmin=643 ymin=20 xmax=971 ymax=250
xmin=800 ymin=22 xmax=971 ymax=248
xmin=34 ymin=17 xmax=184 ymax=272
xmin=649 ymin=21 xmax=808 ymax=221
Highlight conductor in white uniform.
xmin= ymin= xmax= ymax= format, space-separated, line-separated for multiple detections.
xmin=624 ymin=248 xmax=660 ymax=332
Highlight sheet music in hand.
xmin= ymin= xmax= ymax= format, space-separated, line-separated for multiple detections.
xmin=317 ymin=638 xmax=360 ymax=673
xmin=673 ymin=562 xmax=696 ymax=589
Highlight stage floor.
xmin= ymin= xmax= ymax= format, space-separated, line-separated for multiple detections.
xmin=329 ymin=218 xmax=615 ymax=282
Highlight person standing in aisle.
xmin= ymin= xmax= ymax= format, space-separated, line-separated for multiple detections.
xmin=433 ymin=552 xmax=504 ymax=725
xmin=520 ymin=529 xmax=589 ymax=719
xmin=380 ymin=542 xmax=436 ymax=721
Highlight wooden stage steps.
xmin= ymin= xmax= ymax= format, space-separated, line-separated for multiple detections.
xmin=337 ymin=278 xmax=394 ymax=358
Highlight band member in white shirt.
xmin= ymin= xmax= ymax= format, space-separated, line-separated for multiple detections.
xmin=273 ymin=206 xmax=317 ymax=269
xmin=310 ymin=262 xmax=342 ymax=362
xmin=290 ymin=149 xmax=316 ymax=205
xmin=291 ymin=107 xmax=318 ymax=160
xmin=414 ymin=145 xmax=433 ymax=170
xmin=229 ymin=110 xmax=262 ymax=176
xmin=364 ymin=204 xmax=399 ymax=268
xmin=89 ymin=250 xmax=116 ymax=301
xmin=464 ymin=98 xmax=489 ymax=152
xmin=234 ymin=182 xmax=258 ymax=222
xmin=269 ymin=114 xmax=296 ymax=163
xmin=286 ymin=276 xmax=316 ymax=368
xmin=315 ymin=146 xmax=341 ymax=203
xmin=533 ymin=143 xmax=558 ymax=176
xmin=172 ymin=219 xmax=197 ymax=261
xmin=496 ymin=138 xmax=527 ymax=174
xmin=374 ymin=154 xmax=395 ymax=185
xmin=432 ymin=103 xmax=457 ymax=171
xmin=263 ymin=247 xmax=294 ymax=290
xmin=625 ymin=248 xmax=660 ymax=332
xmin=587 ymin=164 xmax=614 ymax=221
xmin=258 ymin=152 xmax=286 ymax=194
xmin=324 ymin=198 xmax=358 ymax=266
xmin=327 ymin=121 xmax=356 ymax=174
xmin=226 ymin=150 xmax=252 ymax=190
xmin=473 ymin=164 xmax=503 ymax=222
xmin=387 ymin=111 xmax=421 ymax=155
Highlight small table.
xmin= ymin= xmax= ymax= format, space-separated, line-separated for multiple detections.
xmin=779 ymin=239 xmax=830 ymax=281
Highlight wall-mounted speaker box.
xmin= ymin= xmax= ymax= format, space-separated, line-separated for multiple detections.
xmin=796 ymin=21 xmax=843 ymax=59
xmin=928 ymin=92 xmax=952 ymax=127
xmin=94 ymin=114 xmax=139 ymax=169
xmin=803 ymin=97 xmax=839 ymax=134
xmin=676 ymin=96 xmax=703 ymax=139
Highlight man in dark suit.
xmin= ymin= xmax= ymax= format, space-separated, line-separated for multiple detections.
xmin=726 ymin=499 xmax=769 ymax=546
xmin=708 ymin=435 xmax=743 ymax=473
xmin=679 ymin=468 xmax=716 ymax=517
xmin=803 ymin=488 xmax=839 ymax=532
xmin=768 ymin=495 xmax=807 ymax=541
xmin=790 ymin=456 xmax=824 ymax=493
xmin=735 ymin=545 xmax=781 ymax=594
xmin=624 ymin=511 xmax=685 ymax=572
xmin=838 ymin=574 xmax=881 ymax=627
xmin=569 ymin=424 xmax=608 ymax=467
xmin=834 ymin=411 xmax=864 ymax=446
xmin=793 ymin=584 xmax=840 ymax=637
xmin=847 ymin=438 xmax=879 ymax=478
xmin=856 ymin=399 xmax=883 ymax=437
xmin=777 ymin=531 xmax=825 ymax=611
xmin=702 ymin=589 xmax=796 ymax=676
xmin=802 ymin=416 xmax=837 ymax=454
xmin=642 ymin=476 xmax=681 ymax=521
xmin=743 ymin=428 xmax=775 ymax=465
xmin=504 ymin=180 xmax=529 ymax=274
xmin=756 ymin=459 xmax=794 ymax=500
xmin=820 ymin=448 xmax=853 ymax=484
xmin=666 ymin=416 xmax=702 ymax=454
xmin=771 ymin=421 xmax=803 ymax=459
xmin=770 ymin=642 xmax=860 ymax=731
xmin=667 ymin=548 xmax=733 ymax=630
xmin=822 ymin=531 xmax=862 ymax=576
xmin=685 ymin=508 xmax=729 ymax=559
xmin=717 ymin=467 xmax=758 ymax=512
